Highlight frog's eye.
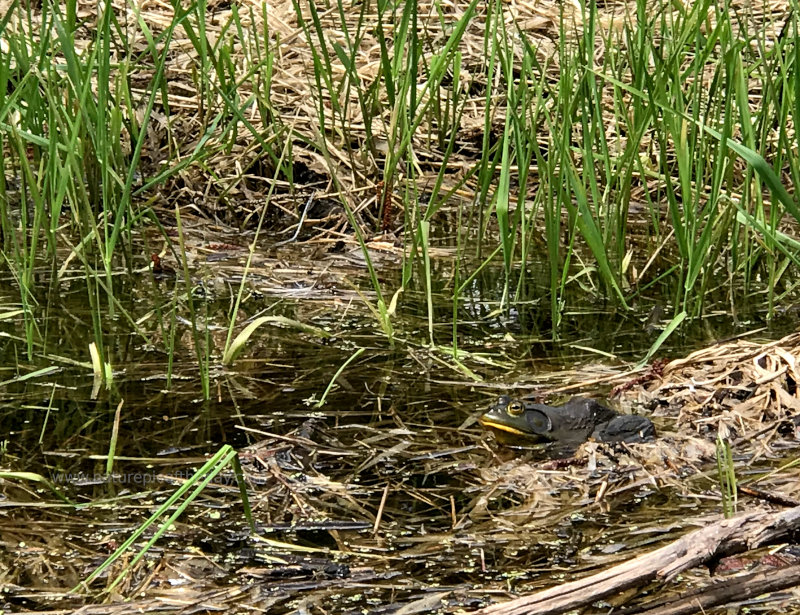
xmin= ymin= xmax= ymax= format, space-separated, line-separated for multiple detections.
xmin=507 ymin=401 xmax=525 ymax=416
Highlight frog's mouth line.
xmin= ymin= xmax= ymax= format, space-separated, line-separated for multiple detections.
xmin=478 ymin=417 xmax=528 ymax=436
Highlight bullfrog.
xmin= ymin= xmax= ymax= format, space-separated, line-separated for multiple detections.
xmin=480 ymin=395 xmax=655 ymax=445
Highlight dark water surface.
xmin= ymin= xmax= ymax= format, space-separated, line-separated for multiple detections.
xmin=2 ymin=240 xmax=799 ymax=613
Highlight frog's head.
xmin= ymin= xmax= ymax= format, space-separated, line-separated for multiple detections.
xmin=479 ymin=396 xmax=554 ymax=442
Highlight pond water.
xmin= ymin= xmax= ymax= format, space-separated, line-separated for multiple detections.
xmin=1 ymin=236 xmax=799 ymax=613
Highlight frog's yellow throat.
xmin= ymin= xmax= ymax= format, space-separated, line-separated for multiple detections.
xmin=478 ymin=417 xmax=528 ymax=436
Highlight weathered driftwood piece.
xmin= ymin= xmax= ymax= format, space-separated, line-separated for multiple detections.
xmin=624 ymin=563 xmax=800 ymax=615
xmin=738 ymin=484 xmax=800 ymax=508
xmin=478 ymin=506 xmax=800 ymax=615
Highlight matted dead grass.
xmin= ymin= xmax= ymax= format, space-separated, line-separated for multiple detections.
xmin=626 ymin=331 xmax=800 ymax=447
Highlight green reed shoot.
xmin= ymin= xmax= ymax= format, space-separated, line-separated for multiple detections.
xmin=106 ymin=400 xmax=123 ymax=476
xmin=77 ymin=445 xmax=254 ymax=594
xmin=0 ymin=470 xmax=74 ymax=505
xmin=715 ymin=434 xmax=737 ymax=518
xmin=313 ymin=347 xmax=366 ymax=408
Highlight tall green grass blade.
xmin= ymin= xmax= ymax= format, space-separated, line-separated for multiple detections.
xmin=77 ymin=445 xmax=246 ymax=592
xmin=716 ymin=435 xmax=737 ymax=518
xmin=223 ymin=316 xmax=331 ymax=366
xmin=565 ymin=163 xmax=628 ymax=307
xmin=0 ymin=471 xmax=74 ymax=505
xmin=420 ymin=220 xmax=434 ymax=345
xmin=495 ymin=88 xmax=513 ymax=305
xmin=313 ymin=347 xmax=365 ymax=408
xmin=638 ymin=310 xmax=687 ymax=368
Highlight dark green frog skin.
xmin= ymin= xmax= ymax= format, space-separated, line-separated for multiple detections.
xmin=480 ymin=396 xmax=655 ymax=444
